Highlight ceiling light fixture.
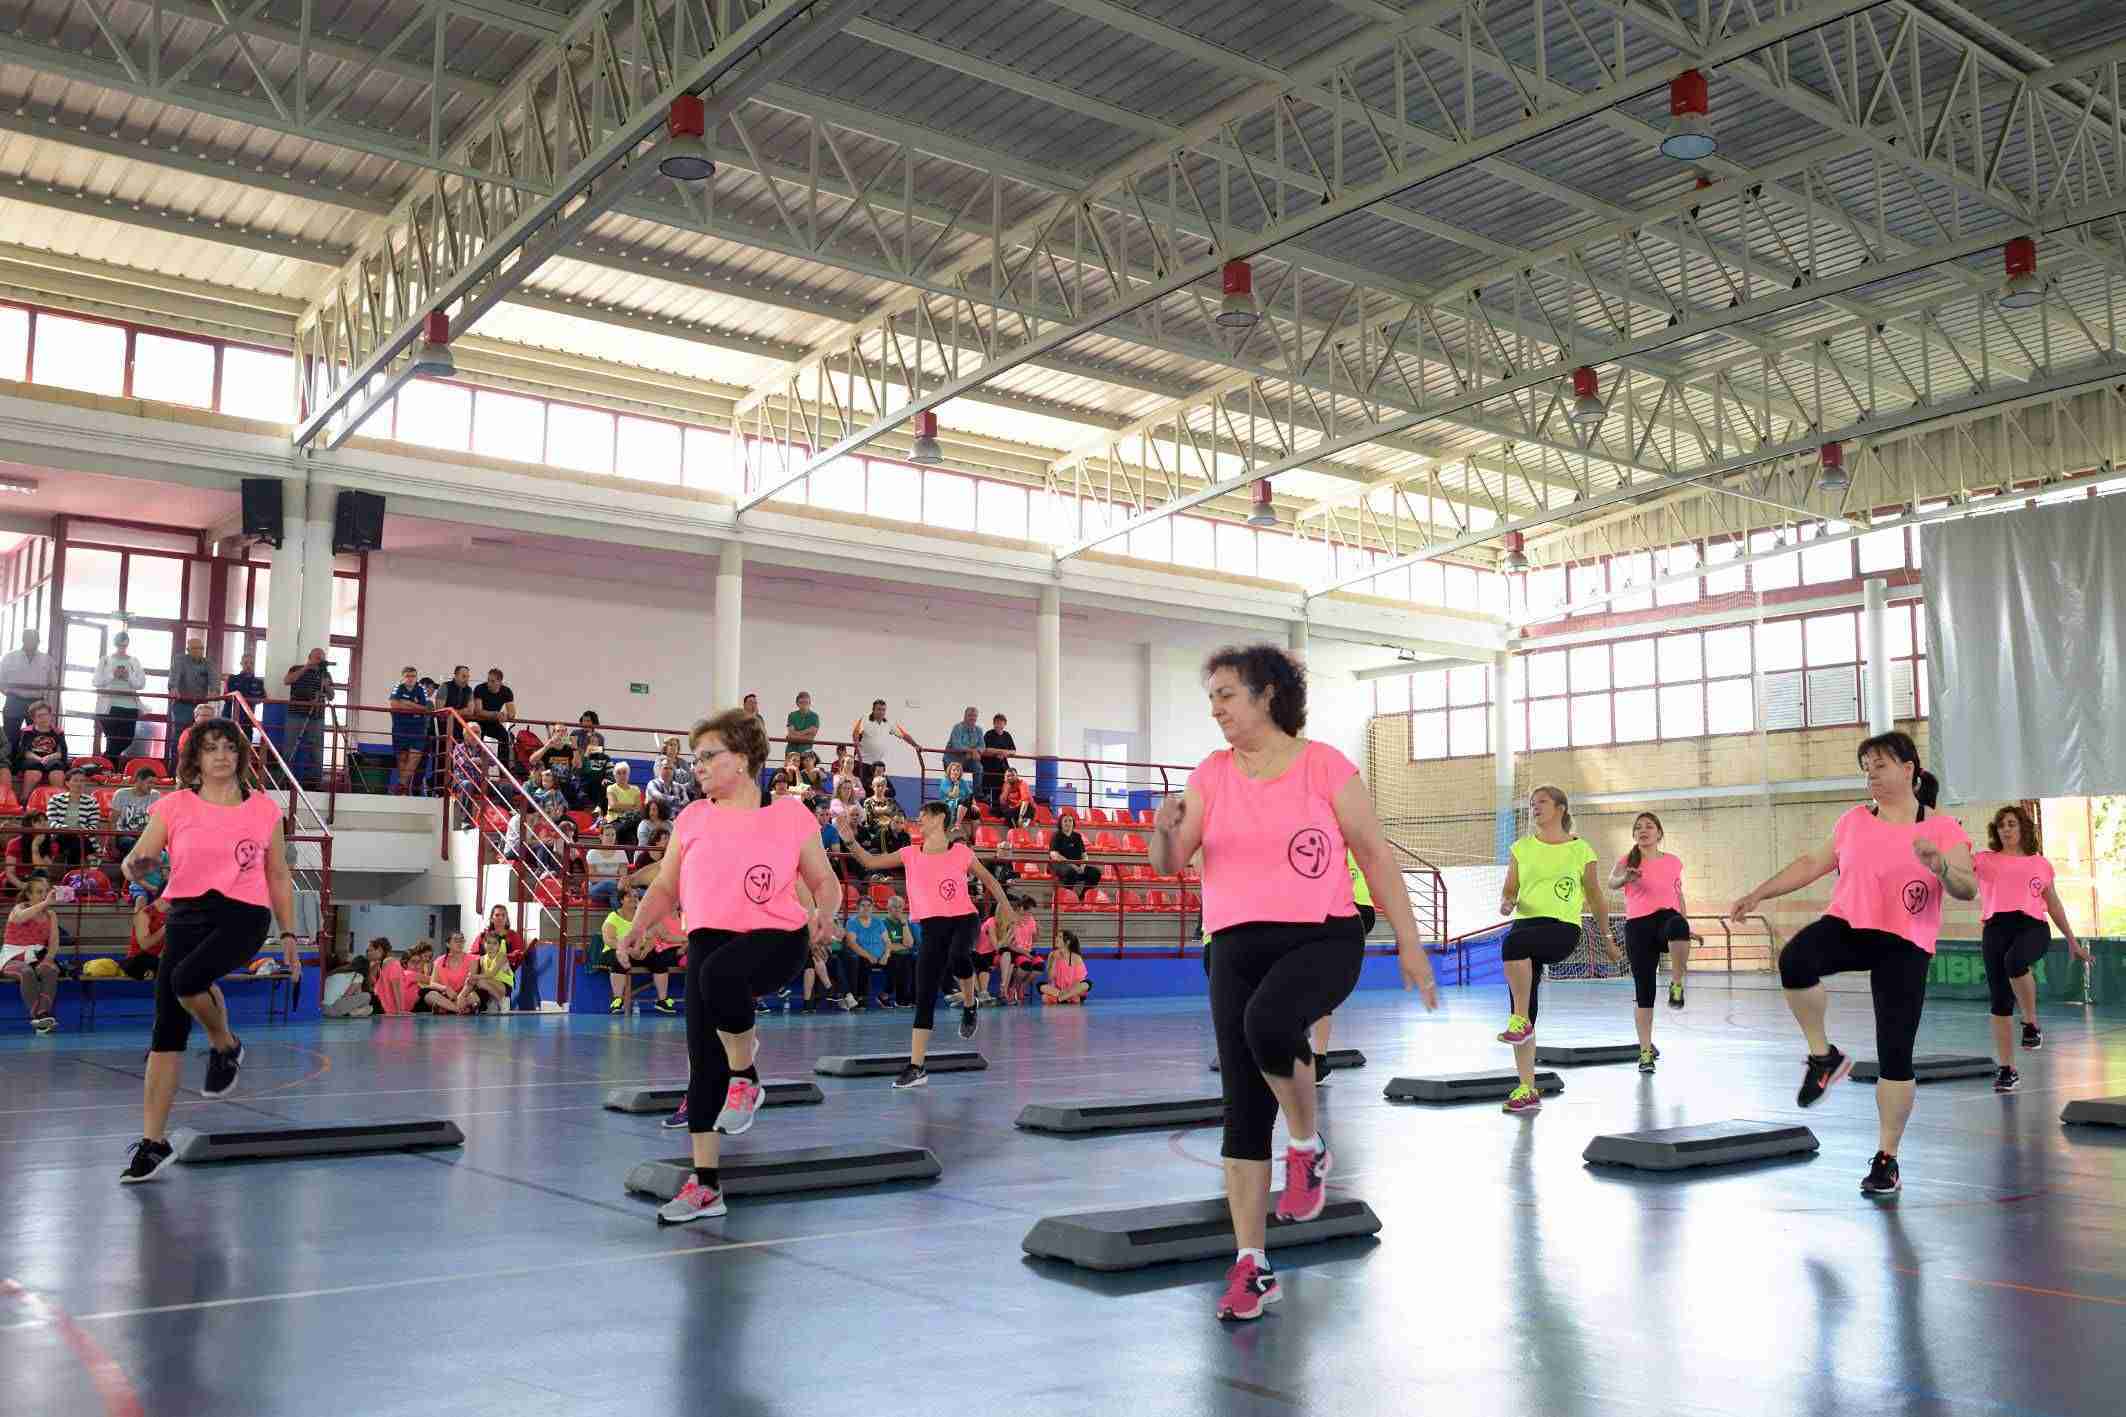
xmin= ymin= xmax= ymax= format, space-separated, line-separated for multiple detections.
xmin=1818 ymin=440 xmax=1849 ymax=494
xmin=908 ymin=409 xmax=943 ymax=465
xmin=1217 ymin=259 xmax=1258 ymax=329
xmin=658 ymin=95 xmax=716 ymax=182
xmin=1502 ymin=530 xmax=1529 ymax=572
xmin=1660 ymin=69 xmax=1718 ymax=161
xmin=1568 ymin=365 xmax=1604 ymax=425
xmin=1248 ymin=477 xmax=1277 ymax=527
xmin=1999 ymin=235 xmax=2044 ymax=310
xmin=409 ymin=310 xmax=455 ymax=378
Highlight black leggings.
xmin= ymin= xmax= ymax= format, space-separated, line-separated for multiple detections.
xmin=1055 ymin=863 xmax=1102 ymax=890
xmin=1624 ymin=910 xmax=1691 ymax=1009
xmin=685 ymin=926 xmax=809 ymax=1135
xmin=1209 ymin=916 xmax=1365 ymax=1162
xmin=153 ymin=892 xmax=271 ymax=1053
xmin=910 ymin=913 xmax=977 ymax=1031
xmin=1501 ymin=917 xmax=1580 ymax=1025
xmin=1981 ymin=912 xmax=2049 ymax=1017
xmin=1778 ymin=915 xmax=1930 ymax=1082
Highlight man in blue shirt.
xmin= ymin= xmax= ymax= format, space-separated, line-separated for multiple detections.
xmin=843 ymin=897 xmax=892 ymax=1008
xmin=223 ymin=650 xmax=267 ymax=705
xmin=944 ymin=706 xmax=985 ymax=795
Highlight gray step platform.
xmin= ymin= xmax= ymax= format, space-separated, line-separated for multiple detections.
xmin=814 ymin=1051 xmax=986 ymax=1077
xmin=1210 ymin=1048 xmax=1366 ymax=1072
xmin=1532 ymin=1043 xmax=1641 ymax=1066
xmin=1384 ymin=1070 xmax=1563 ymax=1104
xmin=1016 ymin=1095 xmax=1225 ymax=1133
xmin=1851 ymin=1054 xmax=1993 ymax=1083
xmin=623 ymin=1143 xmax=941 ymax=1201
xmin=1023 ymin=1196 xmax=1381 ymax=1272
xmin=171 ymin=1118 xmax=464 ymax=1163
xmin=603 ymin=1080 xmax=823 ymax=1113
xmin=2060 ymin=1096 xmax=2126 ymax=1127
xmin=1583 ymin=1120 xmax=1819 ymax=1171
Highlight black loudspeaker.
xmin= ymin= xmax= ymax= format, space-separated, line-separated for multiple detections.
xmin=333 ymin=490 xmax=385 ymax=553
xmin=240 ymin=478 xmax=283 ymax=547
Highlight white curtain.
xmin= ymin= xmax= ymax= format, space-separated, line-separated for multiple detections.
xmin=1921 ymin=495 xmax=2126 ymax=799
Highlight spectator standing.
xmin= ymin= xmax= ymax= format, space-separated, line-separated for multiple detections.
xmin=740 ymin=693 xmax=769 ymax=746
xmin=13 ymin=703 xmax=68 ymax=800
xmin=944 ymin=706 xmax=985 ymax=794
xmin=109 ymin=762 xmax=162 ymax=860
xmin=786 ymin=691 xmax=820 ymax=750
xmin=94 ymin=629 xmax=146 ymax=762
xmin=0 ymin=628 xmax=58 ymax=756
xmin=850 ymin=699 xmax=901 ymax=793
xmin=981 ymin=713 xmax=1017 ymax=805
xmin=281 ymin=647 xmax=335 ymax=789
xmin=436 ymin=665 xmax=474 ymax=746
xmin=168 ymin=636 xmax=215 ymax=767
xmin=222 ymin=651 xmax=266 ymax=707
xmin=387 ymin=666 xmax=433 ymax=794
xmin=469 ymin=668 xmax=515 ymax=760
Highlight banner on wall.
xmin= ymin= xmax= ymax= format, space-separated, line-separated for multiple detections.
xmin=1921 ymin=495 xmax=2126 ymax=800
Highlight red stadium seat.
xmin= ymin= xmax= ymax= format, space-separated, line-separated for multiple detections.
xmin=72 ymin=755 xmax=113 ymax=777
xmin=567 ymin=809 xmax=596 ymax=833
xmin=1085 ymin=808 xmax=1111 ymax=825
xmin=122 ymin=757 xmax=168 ymax=782
xmin=1121 ymin=890 xmax=1151 ymax=911
xmin=972 ymin=825 xmax=1001 ymax=849
xmin=1119 ymin=864 xmax=1153 ymax=883
xmin=1032 ymin=804 xmax=1055 ymax=825
xmin=1083 ymin=888 xmax=1116 ymax=909
xmin=533 ymin=875 xmax=567 ymax=907
xmin=1055 ymin=888 xmax=1081 ymax=908
xmin=868 ymin=882 xmax=893 ymax=908
xmin=1017 ymin=862 xmax=1052 ymax=881
xmin=1031 ymin=828 xmax=1053 ymax=849
xmin=1149 ymin=889 xmax=1180 ymax=912
xmin=1005 ymin=828 xmax=1037 ymax=850
xmin=1091 ymin=831 xmax=1121 ymax=853
xmin=1123 ymin=833 xmax=1148 ymax=854
xmin=26 ymin=786 xmax=55 ymax=816
xmin=843 ymin=884 xmax=860 ymax=912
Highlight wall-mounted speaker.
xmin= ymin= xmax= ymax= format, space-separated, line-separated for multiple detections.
xmin=240 ymin=478 xmax=284 ymax=547
xmin=333 ymin=490 xmax=385 ymax=553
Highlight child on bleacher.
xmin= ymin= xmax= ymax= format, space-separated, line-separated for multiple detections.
xmin=123 ymin=894 xmax=166 ymax=980
xmin=2 ymin=874 xmax=60 ymax=1032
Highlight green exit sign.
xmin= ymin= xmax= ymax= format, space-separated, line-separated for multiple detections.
xmin=629 ymin=682 xmax=650 ymax=695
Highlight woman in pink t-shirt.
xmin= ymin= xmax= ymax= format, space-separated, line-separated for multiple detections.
xmin=843 ymin=800 xmax=1017 ymax=1088
xmin=423 ymin=932 xmax=480 ymax=1014
xmin=622 ymin=708 xmax=840 ymax=1225
xmin=1608 ymin=812 xmax=1704 ymax=1068
xmin=1974 ymin=805 xmax=2087 ymax=1088
xmin=1150 ymin=645 xmax=1439 ymax=1324
xmin=115 ymin=718 xmax=300 ymax=1185
xmin=1039 ymin=930 xmax=1089 ymax=1005
xmin=1731 ymin=730 xmax=1976 ymax=1197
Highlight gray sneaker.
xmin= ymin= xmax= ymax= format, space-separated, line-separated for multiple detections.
xmin=657 ymin=1177 xmax=726 ymax=1224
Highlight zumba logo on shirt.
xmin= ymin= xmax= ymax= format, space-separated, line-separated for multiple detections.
xmin=1553 ymin=878 xmax=1574 ymax=901
xmin=233 ymin=839 xmax=263 ymax=876
xmin=1901 ymin=879 xmax=1930 ymax=915
xmin=743 ymin=865 xmax=775 ymax=904
xmin=2028 ymin=876 xmax=2045 ymax=899
xmin=1287 ymin=828 xmax=1330 ymax=879
xmin=938 ymin=877 xmax=960 ymax=902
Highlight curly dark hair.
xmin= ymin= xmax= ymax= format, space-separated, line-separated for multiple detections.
xmin=1987 ymin=804 xmax=2040 ymax=854
xmin=690 ymin=708 xmax=770 ymax=775
xmin=176 ymin=717 xmax=255 ymax=792
xmin=1202 ymin=643 xmax=1308 ymax=736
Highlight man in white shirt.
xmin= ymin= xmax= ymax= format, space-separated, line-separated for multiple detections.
xmin=850 ymin=697 xmax=908 ymax=795
xmin=93 ymin=630 xmax=146 ymax=762
xmin=0 ymin=628 xmax=59 ymax=752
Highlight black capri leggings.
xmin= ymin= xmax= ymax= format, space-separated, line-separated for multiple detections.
xmin=685 ymin=926 xmax=810 ymax=1136
xmin=154 ymin=892 xmax=272 ymax=1053
xmin=1981 ymin=912 xmax=2049 ymax=1017
xmin=910 ymin=913 xmax=978 ymax=1031
xmin=1778 ymin=915 xmax=1931 ymax=1082
xmin=1624 ymin=909 xmax=1691 ymax=1009
xmin=1501 ymin=917 xmax=1581 ymax=1025
xmin=1209 ymin=916 xmax=1366 ymax=1162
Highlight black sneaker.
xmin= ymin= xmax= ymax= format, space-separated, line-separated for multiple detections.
xmin=119 ymin=1137 xmax=175 ymax=1184
xmin=958 ymin=1003 xmax=978 ymax=1040
xmin=654 ymin=999 xmax=676 ymax=1016
xmin=1860 ymin=1151 xmax=1900 ymax=1197
xmin=1796 ymin=1045 xmax=1851 ymax=1107
xmin=201 ymin=1039 xmax=244 ymax=1098
xmin=2021 ymin=1022 xmax=2042 ymax=1050
xmin=1993 ymin=1066 xmax=2020 ymax=1093
xmin=892 ymin=1063 xmax=928 ymax=1089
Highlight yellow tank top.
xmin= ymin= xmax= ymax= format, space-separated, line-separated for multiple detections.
xmin=1512 ymin=835 xmax=1597 ymax=924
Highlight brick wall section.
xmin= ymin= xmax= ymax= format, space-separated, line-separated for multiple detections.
xmin=1371 ymin=716 xmax=2044 ymax=941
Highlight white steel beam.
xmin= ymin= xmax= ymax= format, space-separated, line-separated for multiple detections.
xmin=290 ymin=0 xmax=868 ymax=450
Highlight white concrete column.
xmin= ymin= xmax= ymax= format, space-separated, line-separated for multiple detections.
xmin=1861 ymin=577 xmax=1893 ymax=734
xmin=1287 ymin=618 xmax=1309 ymax=660
xmin=296 ymin=478 xmax=337 ymax=659
xmin=713 ymin=541 xmax=743 ymax=709
xmin=1492 ymin=648 xmax=1517 ymax=860
xmin=1036 ymin=586 xmax=1061 ymax=758
xmin=262 ymin=479 xmax=307 ymax=685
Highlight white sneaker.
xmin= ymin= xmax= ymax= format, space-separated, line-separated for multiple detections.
xmin=657 ymin=1176 xmax=726 ymax=1224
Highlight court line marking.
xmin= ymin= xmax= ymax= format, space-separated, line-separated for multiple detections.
xmin=1889 ymin=1264 xmax=2126 ymax=1309
xmin=6 ymin=1214 xmax=1015 ymax=1328
xmin=1 ymin=1280 xmax=144 ymax=1417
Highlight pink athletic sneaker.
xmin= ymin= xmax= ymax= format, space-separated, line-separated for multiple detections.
xmin=1215 ymin=1255 xmax=1280 ymax=1321
xmin=1497 ymin=1013 xmax=1534 ymax=1045
xmin=656 ymin=1177 xmax=726 ymax=1225
xmin=715 ymin=1076 xmax=764 ymax=1136
xmin=1275 ymin=1144 xmax=1332 ymax=1224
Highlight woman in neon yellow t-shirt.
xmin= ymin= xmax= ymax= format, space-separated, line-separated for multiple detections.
xmin=1495 ymin=785 xmax=1616 ymax=1115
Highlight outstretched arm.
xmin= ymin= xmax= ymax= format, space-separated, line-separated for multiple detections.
xmin=841 ymin=837 xmax=902 ymax=872
xmin=1732 ymin=839 xmax=1838 ymax=920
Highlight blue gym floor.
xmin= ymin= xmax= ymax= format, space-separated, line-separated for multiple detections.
xmin=1 ymin=981 xmax=2122 ymax=1417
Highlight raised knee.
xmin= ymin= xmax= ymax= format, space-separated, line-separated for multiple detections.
xmin=1777 ymin=942 xmax=1817 ymax=991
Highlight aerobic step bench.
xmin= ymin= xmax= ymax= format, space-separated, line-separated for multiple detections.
xmin=1016 ymin=1095 xmax=1225 ymax=1133
xmin=815 ymin=1051 xmax=986 ymax=1077
xmin=1384 ymin=1071 xmax=1562 ymax=1104
xmin=1583 ymin=1120 xmax=1819 ymax=1171
xmin=1023 ymin=1196 xmax=1380 ymax=1271
xmin=603 ymin=1081 xmax=823 ymax=1113
xmin=1850 ymin=1054 xmax=1992 ymax=1083
xmin=1209 ymin=1048 xmax=1365 ymax=1073
xmin=1532 ymin=1043 xmax=1641 ymax=1066
xmin=2060 ymin=1097 xmax=2126 ymax=1127
xmin=624 ymin=1143 xmax=940 ymax=1201
xmin=171 ymin=1119 xmax=464 ymax=1163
